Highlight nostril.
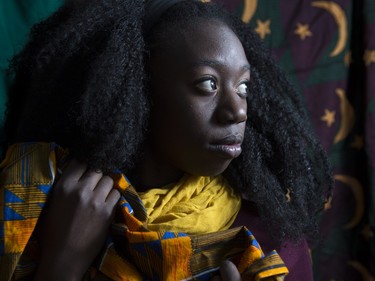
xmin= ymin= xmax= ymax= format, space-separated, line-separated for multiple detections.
xmin=216 ymin=104 xmax=247 ymax=125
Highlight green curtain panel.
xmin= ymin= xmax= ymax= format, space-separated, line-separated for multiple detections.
xmin=0 ymin=0 xmax=63 ymax=138
xmin=1 ymin=0 xmax=374 ymax=280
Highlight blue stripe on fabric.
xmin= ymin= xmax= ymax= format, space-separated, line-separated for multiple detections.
xmin=131 ymin=243 xmax=148 ymax=257
xmin=4 ymin=189 xmax=24 ymax=203
xmin=36 ymin=184 xmax=52 ymax=195
xmin=251 ymin=238 xmax=261 ymax=249
xmin=147 ymin=240 xmax=163 ymax=258
xmin=161 ymin=232 xmax=176 ymax=239
xmin=4 ymin=206 xmax=24 ymax=220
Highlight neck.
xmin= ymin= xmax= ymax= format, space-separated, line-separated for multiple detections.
xmin=129 ymin=144 xmax=184 ymax=192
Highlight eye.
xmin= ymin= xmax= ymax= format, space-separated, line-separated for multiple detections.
xmin=237 ymin=81 xmax=250 ymax=97
xmin=196 ymin=78 xmax=218 ymax=92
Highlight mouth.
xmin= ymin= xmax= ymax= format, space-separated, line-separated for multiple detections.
xmin=208 ymin=134 xmax=243 ymax=159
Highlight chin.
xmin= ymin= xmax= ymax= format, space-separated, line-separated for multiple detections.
xmin=188 ymin=160 xmax=232 ymax=177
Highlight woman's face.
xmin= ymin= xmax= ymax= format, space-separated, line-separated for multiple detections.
xmin=150 ymin=20 xmax=250 ymax=177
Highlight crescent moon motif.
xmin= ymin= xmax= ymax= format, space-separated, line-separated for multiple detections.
xmin=334 ymin=174 xmax=364 ymax=229
xmin=334 ymin=88 xmax=355 ymax=144
xmin=347 ymin=261 xmax=375 ymax=281
xmin=311 ymin=1 xmax=348 ymax=57
xmin=242 ymin=0 xmax=258 ymax=24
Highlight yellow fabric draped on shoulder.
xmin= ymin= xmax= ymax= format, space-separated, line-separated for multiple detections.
xmin=140 ymin=175 xmax=241 ymax=234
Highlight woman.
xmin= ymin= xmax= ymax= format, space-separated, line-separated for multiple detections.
xmin=0 ymin=0 xmax=332 ymax=280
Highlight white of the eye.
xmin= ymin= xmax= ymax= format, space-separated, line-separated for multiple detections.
xmin=237 ymin=83 xmax=248 ymax=95
xmin=198 ymin=79 xmax=216 ymax=91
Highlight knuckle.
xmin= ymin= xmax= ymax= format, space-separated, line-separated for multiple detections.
xmin=75 ymin=190 xmax=89 ymax=204
xmin=85 ymin=196 xmax=104 ymax=213
xmin=91 ymin=199 xmax=103 ymax=211
xmin=87 ymin=169 xmax=103 ymax=177
xmin=102 ymin=176 xmax=114 ymax=187
xmin=54 ymin=179 xmax=73 ymax=196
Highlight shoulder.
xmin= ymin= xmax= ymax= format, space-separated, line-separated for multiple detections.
xmin=233 ymin=199 xmax=314 ymax=281
xmin=279 ymin=239 xmax=313 ymax=281
xmin=0 ymin=142 xmax=68 ymax=187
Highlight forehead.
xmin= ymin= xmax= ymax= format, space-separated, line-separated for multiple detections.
xmin=152 ymin=20 xmax=248 ymax=67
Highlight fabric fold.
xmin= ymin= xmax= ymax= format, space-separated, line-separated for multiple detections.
xmin=0 ymin=142 xmax=289 ymax=281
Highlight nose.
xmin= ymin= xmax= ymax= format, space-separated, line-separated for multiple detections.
xmin=215 ymin=88 xmax=247 ymax=125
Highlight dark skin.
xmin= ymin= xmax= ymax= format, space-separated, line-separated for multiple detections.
xmin=137 ymin=20 xmax=249 ymax=188
xmin=34 ymin=20 xmax=249 ymax=280
xmin=34 ymin=160 xmax=121 ymax=281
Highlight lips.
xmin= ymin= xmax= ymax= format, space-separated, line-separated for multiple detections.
xmin=208 ymin=134 xmax=243 ymax=159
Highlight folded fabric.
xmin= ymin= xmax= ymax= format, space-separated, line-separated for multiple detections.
xmin=0 ymin=142 xmax=288 ymax=281
xmin=139 ymin=174 xmax=241 ymax=234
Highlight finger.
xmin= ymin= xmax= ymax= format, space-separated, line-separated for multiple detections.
xmin=59 ymin=159 xmax=88 ymax=183
xmin=107 ymin=190 xmax=121 ymax=221
xmin=220 ymin=261 xmax=242 ymax=281
xmin=92 ymin=175 xmax=114 ymax=197
xmin=106 ymin=188 xmax=121 ymax=205
xmin=79 ymin=169 xmax=105 ymax=190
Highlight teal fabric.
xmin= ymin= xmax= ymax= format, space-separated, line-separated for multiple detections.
xmin=0 ymin=0 xmax=63 ymax=138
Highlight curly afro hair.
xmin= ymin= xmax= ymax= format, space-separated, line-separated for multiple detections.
xmin=3 ymin=0 xmax=332 ymax=242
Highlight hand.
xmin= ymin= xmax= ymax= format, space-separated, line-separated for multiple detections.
xmin=34 ymin=160 xmax=120 ymax=281
xmin=210 ymin=261 xmax=242 ymax=281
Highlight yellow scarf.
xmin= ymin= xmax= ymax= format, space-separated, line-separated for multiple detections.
xmin=140 ymin=175 xmax=241 ymax=234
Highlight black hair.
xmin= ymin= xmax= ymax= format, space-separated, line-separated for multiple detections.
xmin=3 ymin=0 xmax=332 ymax=242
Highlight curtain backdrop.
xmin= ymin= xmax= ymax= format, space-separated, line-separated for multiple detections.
xmin=0 ymin=0 xmax=63 ymax=144
xmin=217 ymin=0 xmax=374 ymax=280
xmin=0 ymin=1 xmax=374 ymax=280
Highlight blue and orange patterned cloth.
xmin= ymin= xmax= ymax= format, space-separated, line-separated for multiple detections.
xmin=0 ymin=142 xmax=288 ymax=280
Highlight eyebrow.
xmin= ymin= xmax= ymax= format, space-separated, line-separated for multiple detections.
xmin=188 ymin=59 xmax=251 ymax=71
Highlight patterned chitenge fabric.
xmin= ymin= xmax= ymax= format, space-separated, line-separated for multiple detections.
xmin=0 ymin=142 xmax=288 ymax=281
xmin=0 ymin=0 xmax=374 ymax=280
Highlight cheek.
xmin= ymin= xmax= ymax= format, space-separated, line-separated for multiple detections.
xmin=153 ymin=99 xmax=209 ymax=144
xmin=152 ymin=87 xmax=211 ymax=136
xmin=151 ymin=92 xmax=213 ymax=161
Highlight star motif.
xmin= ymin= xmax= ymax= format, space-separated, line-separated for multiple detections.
xmin=363 ymin=49 xmax=375 ymax=66
xmin=351 ymin=135 xmax=364 ymax=149
xmin=324 ymin=196 xmax=332 ymax=211
xmin=361 ymin=224 xmax=374 ymax=240
xmin=344 ymin=51 xmax=352 ymax=66
xmin=320 ymin=109 xmax=336 ymax=127
xmin=294 ymin=23 xmax=312 ymax=40
xmin=255 ymin=19 xmax=271 ymax=40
